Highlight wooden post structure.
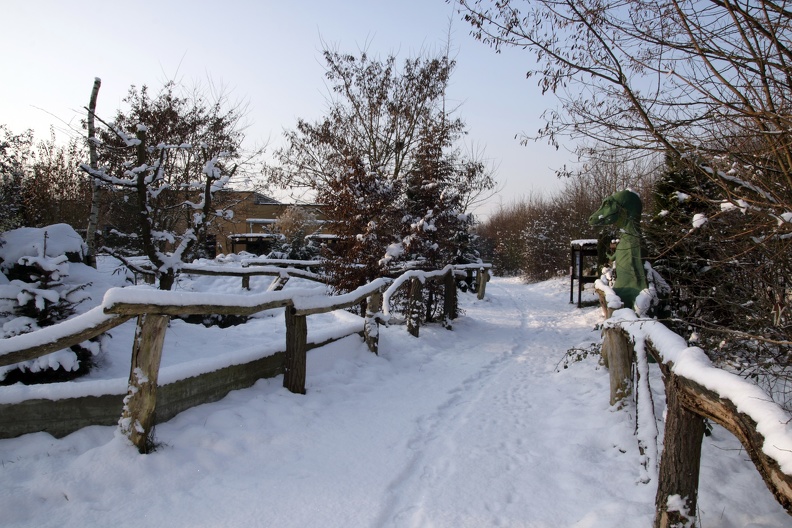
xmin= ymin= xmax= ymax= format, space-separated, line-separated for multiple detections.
xmin=119 ymin=313 xmax=169 ymax=453
xmin=443 ymin=269 xmax=458 ymax=328
xmin=364 ymin=291 xmax=382 ymax=354
xmin=476 ymin=267 xmax=489 ymax=300
xmin=242 ymin=275 xmax=250 ymax=290
xmin=407 ymin=277 xmax=422 ymax=338
xmin=602 ymin=327 xmax=633 ymax=406
xmin=268 ymin=275 xmax=290 ymax=291
xmin=654 ymin=373 xmax=706 ymax=528
xmin=283 ymin=305 xmax=307 ymax=394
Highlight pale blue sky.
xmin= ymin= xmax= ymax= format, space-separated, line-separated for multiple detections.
xmin=1 ymin=0 xmax=569 ymax=215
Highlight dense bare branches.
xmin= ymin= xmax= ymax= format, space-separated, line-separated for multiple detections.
xmin=269 ymin=48 xmax=494 ymax=294
xmin=453 ymin=0 xmax=792 ymax=403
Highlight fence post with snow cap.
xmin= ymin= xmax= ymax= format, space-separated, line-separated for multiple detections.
xmin=283 ymin=305 xmax=308 ymax=395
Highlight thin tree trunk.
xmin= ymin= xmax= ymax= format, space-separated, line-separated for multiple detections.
xmin=85 ymin=77 xmax=101 ymax=268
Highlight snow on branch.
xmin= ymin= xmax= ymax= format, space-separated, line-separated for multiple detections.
xmin=605 ymin=309 xmax=792 ymax=475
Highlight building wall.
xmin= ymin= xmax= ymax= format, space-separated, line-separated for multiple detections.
xmin=210 ymin=192 xmax=329 ymax=255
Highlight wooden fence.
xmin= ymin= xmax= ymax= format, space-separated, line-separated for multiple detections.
xmin=0 ymin=263 xmax=490 ymax=453
xmin=594 ymin=281 xmax=792 ymax=527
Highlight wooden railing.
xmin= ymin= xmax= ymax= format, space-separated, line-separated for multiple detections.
xmin=594 ymin=281 xmax=792 ymax=527
xmin=0 ymin=263 xmax=490 ymax=453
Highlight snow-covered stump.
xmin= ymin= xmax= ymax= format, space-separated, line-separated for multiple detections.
xmin=442 ymin=269 xmax=457 ymax=329
xmin=283 ymin=306 xmax=307 ymax=394
xmin=601 ymin=327 xmax=633 ymax=406
xmin=654 ymin=372 xmax=706 ymax=528
xmin=476 ymin=268 xmax=489 ymax=300
xmin=407 ymin=278 xmax=422 ymax=338
xmin=364 ymin=291 xmax=382 ymax=354
xmin=120 ymin=313 xmax=169 ymax=454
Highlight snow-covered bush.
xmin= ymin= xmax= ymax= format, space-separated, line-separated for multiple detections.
xmin=0 ymin=224 xmax=97 ymax=384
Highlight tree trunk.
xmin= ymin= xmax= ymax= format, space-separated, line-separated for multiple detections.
xmin=120 ymin=313 xmax=169 ymax=453
xmin=655 ymin=373 xmax=705 ymax=528
xmin=85 ymin=77 xmax=102 ymax=268
xmin=283 ymin=306 xmax=307 ymax=394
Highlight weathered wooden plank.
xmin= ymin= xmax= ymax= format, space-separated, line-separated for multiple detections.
xmin=654 ymin=372 xmax=706 ymax=528
xmin=602 ymin=328 xmax=633 ymax=406
xmin=477 ymin=268 xmax=489 ymax=300
xmin=119 ymin=314 xmax=169 ymax=453
xmin=104 ymin=299 xmax=291 ymax=317
xmin=0 ymin=313 xmax=133 ymax=368
xmin=283 ymin=307 xmax=307 ymax=395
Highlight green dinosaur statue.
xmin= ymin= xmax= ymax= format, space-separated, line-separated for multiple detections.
xmin=589 ymin=190 xmax=648 ymax=310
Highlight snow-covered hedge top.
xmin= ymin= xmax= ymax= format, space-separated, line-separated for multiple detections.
xmin=605 ymin=308 xmax=792 ymax=475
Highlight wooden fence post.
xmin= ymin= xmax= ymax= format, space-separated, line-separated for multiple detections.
xmin=477 ymin=268 xmax=489 ymax=300
xmin=602 ymin=327 xmax=633 ymax=406
xmin=119 ymin=313 xmax=169 ymax=453
xmin=242 ymin=275 xmax=250 ymax=290
xmin=654 ymin=373 xmax=706 ymax=528
xmin=283 ymin=306 xmax=307 ymax=394
xmin=364 ymin=290 xmax=382 ymax=354
xmin=407 ymin=277 xmax=422 ymax=338
xmin=443 ymin=269 xmax=458 ymax=328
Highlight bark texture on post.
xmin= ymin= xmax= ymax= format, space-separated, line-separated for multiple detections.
xmin=242 ymin=275 xmax=250 ymax=290
xmin=655 ymin=373 xmax=706 ymax=528
xmin=407 ymin=278 xmax=422 ymax=338
xmin=663 ymin=356 xmax=792 ymax=515
xmin=364 ymin=291 xmax=382 ymax=354
xmin=602 ymin=328 xmax=633 ymax=406
xmin=476 ymin=268 xmax=489 ymax=300
xmin=283 ymin=306 xmax=307 ymax=394
xmin=443 ymin=269 xmax=458 ymax=329
xmin=120 ymin=313 xmax=169 ymax=453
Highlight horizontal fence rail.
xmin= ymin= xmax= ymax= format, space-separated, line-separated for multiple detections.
xmin=0 ymin=262 xmax=491 ymax=453
xmin=594 ymin=281 xmax=792 ymax=527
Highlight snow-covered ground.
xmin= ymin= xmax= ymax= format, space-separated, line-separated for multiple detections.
xmin=0 ymin=276 xmax=788 ymax=527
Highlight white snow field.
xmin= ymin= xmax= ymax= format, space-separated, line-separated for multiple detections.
xmin=0 ymin=277 xmax=788 ymax=527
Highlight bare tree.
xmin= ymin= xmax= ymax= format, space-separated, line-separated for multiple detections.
xmin=454 ymin=0 xmax=792 ymax=360
xmin=80 ymin=81 xmax=262 ymax=289
xmin=268 ymin=47 xmax=494 ymax=292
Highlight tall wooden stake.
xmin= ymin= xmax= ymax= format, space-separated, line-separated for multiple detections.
xmin=655 ymin=373 xmax=706 ymax=528
xmin=120 ymin=313 xmax=169 ymax=453
xmin=283 ymin=306 xmax=307 ymax=394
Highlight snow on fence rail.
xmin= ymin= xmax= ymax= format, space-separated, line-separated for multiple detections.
xmin=0 ymin=263 xmax=490 ymax=453
xmin=593 ymin=281 xmax=792 ymax=527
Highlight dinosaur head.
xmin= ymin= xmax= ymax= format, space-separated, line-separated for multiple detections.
xmin=589 ymin=190 xmax=642 ymax=227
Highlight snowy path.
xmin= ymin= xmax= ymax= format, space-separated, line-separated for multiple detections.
xmin=0 ymin=277 xmax=788 ymax=527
